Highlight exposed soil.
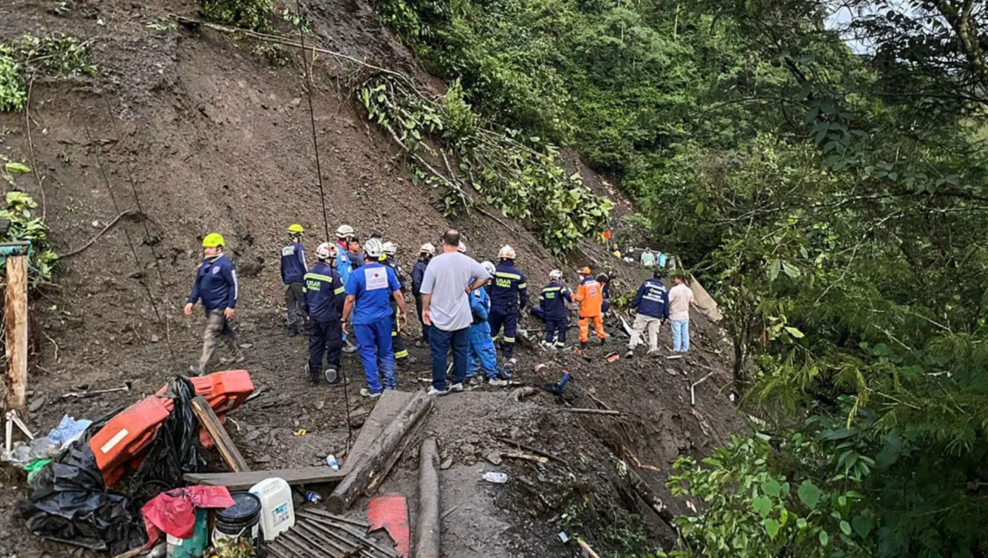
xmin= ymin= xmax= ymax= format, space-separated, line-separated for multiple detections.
xmin=0 ymin=1 xmax=742 ymax=557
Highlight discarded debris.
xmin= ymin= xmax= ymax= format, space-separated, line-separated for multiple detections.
xmin=495 ymin=436 xmax=567 ymax=464
xmin=541 ymin=372 xmax=571 ymax=395
xmin=511 ymin=386 xmax=539 ymax=402
xmin=501 ymin=452 xmax=549 ymax=464
xmin=606 ymin=352 xmax=620 ymax=363
xmin=485 ymin=452 xmax=503 ymax=466
xmin=690 ymin=371 xmax=716 ymax=406
xmin=368 ymin=494 xmax=410 ymax=557
xmin=483 ymin=472 xmax=508 ymax=484
xmin=562 ymin=407 xmax=622 ymax=416
xmin=60 ymin=382 xmax=131 ymax=399
xmin=326 ymin=454 xmax=340 ymax=470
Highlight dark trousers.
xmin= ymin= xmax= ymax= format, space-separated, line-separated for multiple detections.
xmin=545 ymin=317 xmax=568 ymax=346
xmin=488 ymin=308 xmax=518 ymax=359
xmin=429 ymin=326 xmax=468 ymax=391
xmin=391 ymin=306 xmax=408 ymax=360
xmin=308 ymin=319 xmax=342 ymax=379
xmin=415 ymin=294 xmax=430 ymax=342
xmin=286 ymin=283 xmax=306 ymax=328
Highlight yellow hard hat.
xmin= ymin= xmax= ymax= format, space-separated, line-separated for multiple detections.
xmin=288 ymin=224 xmax=304 ymax=235
xmin=202 ymin=233 xmax=225 ymax=248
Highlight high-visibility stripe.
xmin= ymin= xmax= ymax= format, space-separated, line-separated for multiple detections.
xmin=543 ymin=287 xmax=561 ymax=293
xmin=504 ymin=337 xmax=516 ymax=343
xmin=334 ymin=287 xmax=346 ymax=295
xmin=518 ymin=283 xmax=527 ymax=289
xmin=304 ymin=273 xmax=335 ymax=283
xmin=392 ymin=330 xmax=397 ymax=337
xmin=555 ymin=342 xmax=566 ymax=347
xmin=395 ymin=350 xmax=408 ymax=359
xmin=495 ymin=272 xmax=521 ymax=280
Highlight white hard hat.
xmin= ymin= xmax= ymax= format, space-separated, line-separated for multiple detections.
xmin=315 ymin=242 xmax=336 ymax=260
xmin=336 ymin=224 xmax=355 ymax=239
xmin=420 ymin=243 xmax=435 ymax=256
xmin=457 ymin=241 xmax=467 ymax=254
xmin=481 ymin=261 xmax=496 ymax=277
xmin=364 ymin=238 xmax=385 ymax=259
xmin=383 ymin=241 xmax=398 ymax=256
xmin=549 ymin=269 xmax=563 ymax=281
xmin=498 ymin=245 xmax=516 ymax=259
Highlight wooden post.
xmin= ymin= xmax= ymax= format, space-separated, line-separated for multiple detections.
xmin=4 ymin=253 xmax=28 ymax=415
xmin=327 ymin=392 xmax=433 ymax=513
xmin=191 ymin=395 xmax=250 ymax=473
xmin=415 ymin=437 xmax=441 ymax=558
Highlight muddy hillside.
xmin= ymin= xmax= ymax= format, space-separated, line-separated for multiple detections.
xmin=0 ymin=0 xmax=742 ymax=556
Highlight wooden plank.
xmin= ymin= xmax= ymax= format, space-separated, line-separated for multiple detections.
xmin=183 ymin=467 xmax=346 ymax=490
xmin=344 ymin=390 xmax=414 ymax=472
xmin=190 ymin=395 xmax=250 ymax=473
xmin=4 ymin=255 xmax=28 ymax=415
xmin=414 ymin=437 xmax=441 ymax=558
xmin=327 ymin=392 xmax=433 ymax=513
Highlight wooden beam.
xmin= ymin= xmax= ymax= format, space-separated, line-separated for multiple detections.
xmin=190 ymin=395 xmax=249 ymax=473
xmin=183 ymin=467 xmax=346 ymax=491
xmin=327 ymin=391 xmax=433 ymax=513
xmin=4 ymin=254 xmax=28 ymax=415
xmin=415 ymin=437 xmax=441 ymax=558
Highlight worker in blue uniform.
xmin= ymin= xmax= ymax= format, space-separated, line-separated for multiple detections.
xmin=185 ymin=233 xmax=243 ymax=375
xmin=382 ymin=241 xmax=414 ymax=368
xmin=489 ymin=245 xmax=528 ymax=366
xmin=625 ymin=269 xmax=670 ymax=358
xmin=281 ymin=224 xmax=308 ymax=336
xmin=302 ymin=242 xmax=346 ymax=385
xmin=342 ymin=239 xmax=407 ymax=398
xmin=334 ymin=224 xmax=358 ymax=353
xmin=540 ymin=269 xmax=572 ymax=350
xmin=467 ymin=261 xmax=509 ymax=386
xmin=411 ymin=243 xmax=434 ymax=346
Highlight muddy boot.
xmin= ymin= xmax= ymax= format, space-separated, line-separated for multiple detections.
xmin=307 ymin=364 xmax=320 ymax=386
xmin=288 ymin=323 xmax=299 ymax=337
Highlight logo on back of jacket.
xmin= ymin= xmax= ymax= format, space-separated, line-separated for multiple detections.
xmin=306 ymin=278 xmax=322 ymax=292
xmin=496 ymin=277 xmax=513 ymax=288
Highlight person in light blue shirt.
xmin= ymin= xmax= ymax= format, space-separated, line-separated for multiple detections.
xmin=342 ymin=239 xmax=407 ymax=398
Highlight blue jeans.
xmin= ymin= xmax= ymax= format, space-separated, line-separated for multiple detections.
xmin=354 ymin=317 xmax=396 ymax=394
xmin=671 ymin=319 xmax=690 ymax=352
xmin=430 ymin=326 xmax=468 ymax=391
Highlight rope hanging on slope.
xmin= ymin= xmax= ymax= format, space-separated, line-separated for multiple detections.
xmin=295 ymin=0 xmax=354 ymax=452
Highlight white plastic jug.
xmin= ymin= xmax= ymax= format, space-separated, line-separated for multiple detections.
xmin=249 ymin=477 xmax=295 ymax=541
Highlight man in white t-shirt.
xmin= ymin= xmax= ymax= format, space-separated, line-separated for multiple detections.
xmin=420 ymin=230 xmax=491 ymax=395
xmin=668 ymin=273 xmax=695 ymax=352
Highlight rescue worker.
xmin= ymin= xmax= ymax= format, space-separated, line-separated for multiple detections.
xmin=412 ymin=243 xmax=435 ymax=347
xmin=281 ymin=224 xmax=308 ymax=336
xmin=467 ymin=261 xmax=508 ymax=386
xmin=597 ymin=272 xmax=612 ymax=315
xmin=348 ymin=237 xmax=364 ymax=270
xmin=383 ymin=241 xmax=414 ymax=368
xmin=302 ymin=243 xmax=346 ymax=385
xmin=540 ymin=269 xmax=572 ymax=350
xmin=573 ymin=266 xmax=606 ymax=353
xmin=626 ymin=269 xmax=669 ymax=358
xmin=335 ymin=225 xmax=357 ymax=353
xmin=185 ymin=233 xmax=243 ymax=375
xmin=341 ymin=239 xmax=407 ymax=398
xmin=489 ymin=245 xmax=528 ymax=366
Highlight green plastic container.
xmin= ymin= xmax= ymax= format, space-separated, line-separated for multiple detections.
xmin=166 ymin=509 xmax=208 ymax=558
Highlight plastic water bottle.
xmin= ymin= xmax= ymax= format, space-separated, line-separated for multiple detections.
xmin=326 ymin=455 xmax=340 ymax=470
xmin=483 ymin=472 xmax=508 ymax=484
xmin=306 ymin=491 xmax=323 ymax=504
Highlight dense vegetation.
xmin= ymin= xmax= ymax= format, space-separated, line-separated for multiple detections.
xmin=361 ymin=0 xmax=988 ymax=555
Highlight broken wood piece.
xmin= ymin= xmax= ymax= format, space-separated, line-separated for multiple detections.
xmin=617 ymin=460 xmax=676 ymax=527
xmin=190 ymin=395 xmax=249 ymax=473
xmin=511 ymin=386 xmax=539 ymax=402
xmin=690 ymin=371 xmax=716 ymax=406
xmin=295 ymin=520 xmax=354 ymax=557
xmin=298 ymin=512 xmax=401 ymax=558
xmin=577 ymin=538 xmax=601 ymax=558
xmin=562 ymin=407 xmax=622 ymax=416
xmin=300 ymin=508 xmax=372 ymax=529
xmin=494 ymin=436 xmax=567 ymax=465
xmin=501 ymin=451 xmax=549 ymax=464
xmin=283 ymin=528 xmax=342 ymax=558
xmin=327 ymin=391 xmax=433 ymax=513
xmin=4 ymin=248 xmax=29 ymax=415
xmin=415 ymin=438 xmax=441 ymax=558
xmin=184 ymin=467 xmax=345 ymax=490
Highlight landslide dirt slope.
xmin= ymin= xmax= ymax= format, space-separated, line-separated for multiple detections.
xmin=0 ymin=1 xmax=742 ymax=556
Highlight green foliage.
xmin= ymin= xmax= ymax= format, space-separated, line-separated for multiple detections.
xmin=198 ymin=0 xmax=276 ymax=32
xmin=0 ymin=33 xmax=96 ymax=112
xmin=359 ymin=73 xmax=611 ymax=256
xmin=0 ymin=192 xmax=57 ymax=288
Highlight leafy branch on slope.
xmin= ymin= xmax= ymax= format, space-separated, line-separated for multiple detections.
xmin=359 ymin=74 xmax=612 ymax=256
xmin=0 ymin=33 xmax=97 ymax=112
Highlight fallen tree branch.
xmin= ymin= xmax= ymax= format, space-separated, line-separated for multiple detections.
xmin=25 ymin=74 xmax=47 ymax=221
xmin=563 ymin=407 xmax=622 ymax=416
xmin=690 ymin=371 xmax=715 ymax=407
xmin=59 ymin=210 xmax=140 ymax=259
xmin=496 ymin=436 xmax=567 ymax=464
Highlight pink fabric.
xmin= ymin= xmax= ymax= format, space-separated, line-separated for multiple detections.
xmin=141 ymin=486 xmax=235 ymax=543
xmin=668 ymin=283 xmax=694 ymax=321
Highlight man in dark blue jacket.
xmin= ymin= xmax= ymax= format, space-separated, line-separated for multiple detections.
xmin=411 ymin=243 xmax=434 ymax=346
xmin=185 ymin=233 xmax=243 ymax=375
xmin=626 ymin=270 xmax=670 ymax=358
xmin=489 ymin=245 xmax=528 ymax=365
xmin=540 ymin=269 xmax=572 ymax=349
xmin=281 ymin=224 xmax=308 ymax=336
xmin=302 ymin=243 xmax=346 ymax=385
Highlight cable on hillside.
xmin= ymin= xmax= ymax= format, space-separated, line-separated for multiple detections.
xmin=296 ymin=0 xmax=353 ymax=451
xmin=84 ymin=123 xmax=176 ymax=359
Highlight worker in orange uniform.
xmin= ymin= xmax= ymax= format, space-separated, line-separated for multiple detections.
xmin=573 ymin=267 xmax=607 ymax=353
